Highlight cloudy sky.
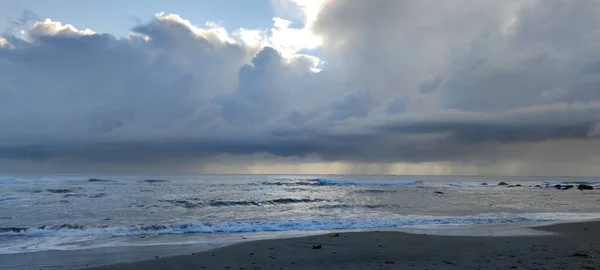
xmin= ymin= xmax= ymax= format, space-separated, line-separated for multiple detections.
xmin=1 ymin=0 xmax=600 ymax=175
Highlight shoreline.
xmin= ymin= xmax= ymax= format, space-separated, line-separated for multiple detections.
xmin=2 ymin=219 xmax=599 ymax=269
xmin=82 ymin=220 xmax=600 ymax=270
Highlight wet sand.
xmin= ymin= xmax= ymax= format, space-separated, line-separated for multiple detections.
xmin=88 ymin=221 xmax=600 ymax=270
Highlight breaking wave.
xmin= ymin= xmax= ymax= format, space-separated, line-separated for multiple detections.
xmin=315 ymin=179 xmax=422 ymax=186
xmin=88 ymin=178 xmax=117 ymax=183
xmin=447 ymin=183 xmax=498 ymax=188
xmin=262 ymin=178 xmax=422 ymax=187
xmin=3 ymin=212 xmax=599 ymax=238
xmin=141 ymin=179 xmax=169 ymax=183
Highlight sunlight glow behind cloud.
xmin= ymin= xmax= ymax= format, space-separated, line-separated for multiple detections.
xmin=2 ymin=0 xmax=600 ymax=175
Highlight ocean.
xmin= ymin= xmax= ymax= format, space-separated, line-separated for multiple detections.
xmin=1 ymin=174 xmax=599 ymax=261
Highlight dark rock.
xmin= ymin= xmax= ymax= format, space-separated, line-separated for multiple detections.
xmin=498 ymin=182 xmax=509 ymax=186
xmin=515 ymin=184 xmax=522 ymax=187
xmin=508 ymin=185 xmax=515 ymax=187
xmin=312 ymin=244 xmax=322 ymax=249
xmin=384 ymin=260 xmax=395 ymax=264
xmin=563 ymin=185 xmax=574 ymax=190
xmin=570 ymin=251 xmax=593 ymax=258
xmin=332 ymin=233 xmax=340 ymax=237
xmin=534 ymin=185 xmax=542 ymax=188
xmin=578 ymin=184 xmax=594 ymax=191
xmin=434 ymin=191 xmax=444 ymax=194
xmin=481 ymin=183 xmax=488 ymax=186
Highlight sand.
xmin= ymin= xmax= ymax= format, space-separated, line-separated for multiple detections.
xmin=86 ymin=221 xmax=600 ymax=270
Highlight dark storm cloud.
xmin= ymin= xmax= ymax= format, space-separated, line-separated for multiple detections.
xmin=2 ymin=1 xmax=600 ymax=170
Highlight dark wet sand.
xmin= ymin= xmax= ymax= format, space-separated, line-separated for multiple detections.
xmin=87 ymin=221 xmax=600 ymax=270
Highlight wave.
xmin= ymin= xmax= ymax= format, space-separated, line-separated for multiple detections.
xmin=160 ymin=198 xmax=328 ymax=208
xmin=0 ymin=177 xmax=90 ymax=184
xmin=208 ymin=198 xmax=327 ymax=207
xmin=315 ymin=179 xmax=422 ymax=186
xmin=0 ymin=196 xmax=20 ymax=202
xmin=3 ymin=212 xmax=599 ymax=238
xmin=355 ymin=189 xmax=397 ymax=193
xmin=313 ymin=204 xmax=393 ymax=210
xmin=141 ymin=179 xmax=169 ymax=183
xmin=0 ymin=176 xmax=127 ymax=184
xmin=46 ymin=189 xmax=73 ymax=194
xmin=447 ymin=183 xmax=498 ymax=188
xmin=262 ymin=178 xmax=422 ymax=187
xmin=262 ymin=180 xmax=319 ymax=186
xmin=88 ymin=178 xmax=117 ymax=183
xmin=63 ymin=194 xmax=84 ymax=198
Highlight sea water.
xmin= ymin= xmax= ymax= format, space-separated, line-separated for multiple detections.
xmin=1 ymin=174 xmax=599 ymax=256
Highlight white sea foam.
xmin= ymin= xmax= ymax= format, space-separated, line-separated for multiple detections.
xmin=3 ymin=212 xmax=600 ymax=239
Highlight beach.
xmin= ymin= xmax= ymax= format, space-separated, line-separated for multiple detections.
xmin=88 ymin=221 xmax=600 ymax=270
xmin=2 ymin=174 xmax=599 ymax=269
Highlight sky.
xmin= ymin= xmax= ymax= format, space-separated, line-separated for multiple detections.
xmin=1 ymin=0 xmax=600 ymax=176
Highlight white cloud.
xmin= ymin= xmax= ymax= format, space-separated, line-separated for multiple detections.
xmin=268 ymin=17 xmax=321 ymax=55
xmin=0 ymin=36 xmax=9 ymax=48
xmin=2 ymin=1 xmax=600 ymax=174
xmin=28 ymin=18 xmax=96 ymax=37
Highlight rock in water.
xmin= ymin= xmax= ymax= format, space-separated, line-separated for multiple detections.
xmin=312 ymin=244 xmax=322 ymax=249
xmin=569 ymin=251 xmax=593 ymax=258
xmin=498 ymin=182 xmax=509 ymax=186
xmin=481 ymin=183 xmax=488 ymax=186
xmin=578 ymin=184 xmax=594 ymax=190
xmin=563 ymin=185 xmax=574 ymax=190
xmin=434 ymin=191 xmax=444 ymax=194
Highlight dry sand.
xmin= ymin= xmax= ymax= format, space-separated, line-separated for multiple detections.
xmin=88 ymin=222 xmax=600 ymax=270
